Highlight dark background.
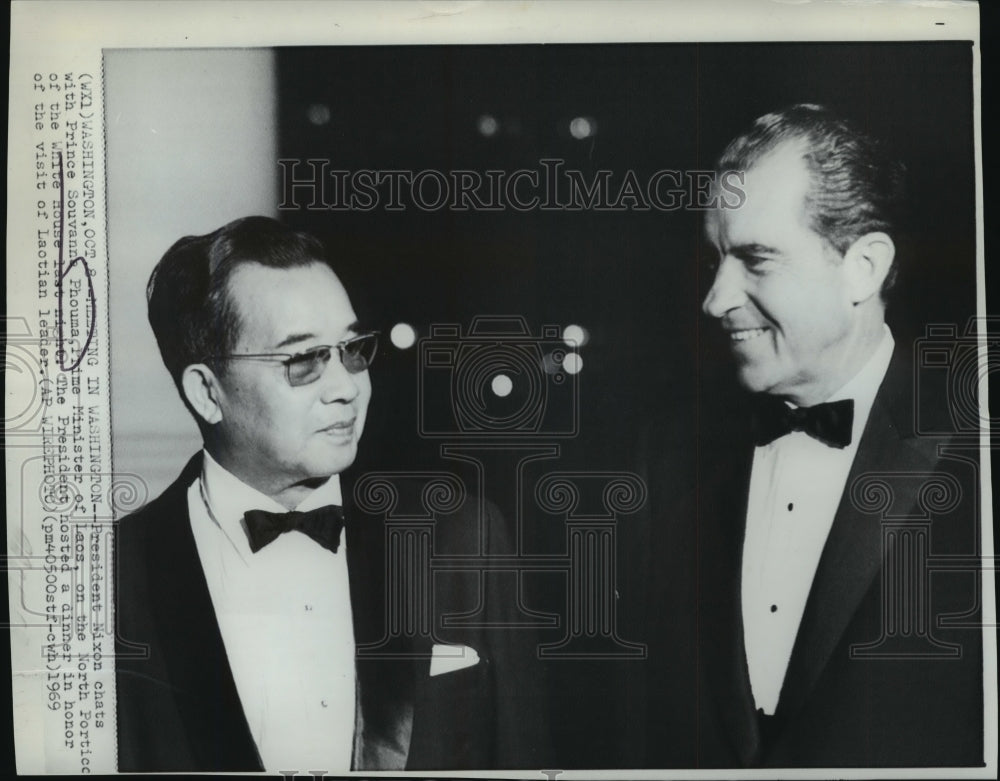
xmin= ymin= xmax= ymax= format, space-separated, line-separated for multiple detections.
xmin=276 ymin=41 xmax=982 ymax=766
xmin=278 ymin=41 xmax=977 ymax=473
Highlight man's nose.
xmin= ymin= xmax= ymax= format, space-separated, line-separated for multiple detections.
xmin=701 ymin=256 xmax=746 ymax=319
xmin=318 ymin=352 xmax=361 ymax=404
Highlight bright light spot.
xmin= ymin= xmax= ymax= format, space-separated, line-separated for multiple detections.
xmin=563 ymin=353 xmax=583 ymax=375
xmin=562 ymin=324 xmax=589 ymax=348
xmin=491 ymin=374 xmax=513 ymax=397
xmin=477 ymin=114 xmax=499 ymax=137
xmin=569 ymin=116 xmax=596 ymax=140
xmin=307 ymin=103 xmax=331 ymax=126
xmin=390 ymin=323 xmax=417 ymax=350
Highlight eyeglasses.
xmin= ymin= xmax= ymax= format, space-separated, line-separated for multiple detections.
xmin=205 ymin=332 xmax=379 ymax=387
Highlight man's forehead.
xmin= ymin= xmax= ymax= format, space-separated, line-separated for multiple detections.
xmin=226 ymin=261 xmax=357 ymax=347
xmin=743 ymin=140 xmax=811 ymax=201
xmin=707 ymin=141 xmax=813 ymax=245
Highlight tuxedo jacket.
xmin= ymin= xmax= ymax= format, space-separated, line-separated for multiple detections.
xmin=115 ymin=454 xmax=548 ymax=772
xmin=634 ymin=347 xmax=984 ymax=768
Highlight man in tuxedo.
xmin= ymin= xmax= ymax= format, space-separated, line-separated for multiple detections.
xmin=647 ymin=104 xmax=984 ymax=767
xmin=115 ymin=216 xmax=545 ymax=772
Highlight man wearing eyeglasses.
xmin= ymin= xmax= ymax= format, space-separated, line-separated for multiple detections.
xmin=115 ymin=216 xmax=545 ymax=772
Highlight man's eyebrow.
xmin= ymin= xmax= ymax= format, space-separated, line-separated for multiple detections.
xmin=272 ymin=321 xmax=362 ymax=350
xmin=273 ymin=333 xmax=316 ymax=350
xmin=730 ymin=243 xmax=781 ymax=258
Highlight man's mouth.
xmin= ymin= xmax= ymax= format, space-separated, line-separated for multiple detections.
xmin=727 ymin=327 xmax=769 ymax=343
xmin=320 ymin=418 xmax=356 ymax=435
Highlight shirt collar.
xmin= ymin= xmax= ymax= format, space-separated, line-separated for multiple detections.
xmin=825 ymin=324 xmax=895 ymax=445
xmin=199 ymin=449 xmax=344 ymax=560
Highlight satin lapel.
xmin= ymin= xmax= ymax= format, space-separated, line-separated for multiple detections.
xmin=776 ymin=352 xmax=928 ymax=721
xmin=146 ymin=455 xmax=262 ymax=770
xmin=343 ymin=476 xmax=417 ymax=771
xmin=700 ymin=409 xmax=762 ymax=766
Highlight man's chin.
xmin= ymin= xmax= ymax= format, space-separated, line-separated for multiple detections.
xmin=308 ymin=445 xmax=359 ymax=479
xmin=735 ymin=364 xmax=765 ymax=392
xmin=734 ymin=363 xmax=783 ymax=397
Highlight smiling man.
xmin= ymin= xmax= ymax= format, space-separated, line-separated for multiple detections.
xmin=114 ymin=217 xmax=545 ymax=772
xmin=702 ymin=137 xmax=892 ymax=407
xmin=689 ymin=105 xmax=984 ymax=767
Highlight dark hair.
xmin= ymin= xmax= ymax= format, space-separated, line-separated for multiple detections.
xmin=716 ymin=103 xmax=906 ymax=292
xmin=146 ymin=216 xmax=331 ymax=397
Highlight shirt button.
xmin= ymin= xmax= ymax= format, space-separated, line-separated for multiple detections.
xmin=321 ymin=700 xmax=328 ymax=708
xmin=305 ymin=604 xmax=313 ymax=612
xmin=770 ymin=604 xmax=778 ymax=613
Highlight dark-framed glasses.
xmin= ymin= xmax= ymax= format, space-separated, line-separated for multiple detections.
xmin=206 ymin=331 xmax=379 ymax=386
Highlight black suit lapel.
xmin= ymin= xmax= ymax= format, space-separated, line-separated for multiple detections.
xmin=775 ymin=350 xmax=930 ymax=722
xmin=699 ymin=404 xmax=764 ymax=766
xmin=146 ymin=455 xmax=262 ymax=770
xmin=771 ymin=402 xmax=893 ymax=721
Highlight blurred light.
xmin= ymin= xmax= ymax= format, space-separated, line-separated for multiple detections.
xmin=491 ymin=373 xmax=513 ymax=397
xmin=477 ymin=114 xmax=499 ymax=137
xmin=307 ymin=103 xmax=331 ymax=126
xmin=562 ymin=324 xmax=589 ymax=348
xmin=563 ymin=353 xmax=583 ymax=375
xmin=390 ymin=322 xmax=417 ymax=350
xmin=569 ymin=116 xmax=596 ymax=140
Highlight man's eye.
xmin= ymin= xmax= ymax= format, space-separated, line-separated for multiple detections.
xmin=289 ymin=348 xmax=322 ymax=366
xmin=742 ymin=255 xmax=771 ymax=271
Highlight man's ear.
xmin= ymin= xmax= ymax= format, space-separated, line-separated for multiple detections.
xmin=181 ymin=364 xmax=225 ymax=426
xmin=843 ymin=231 xmax=895 ymax=305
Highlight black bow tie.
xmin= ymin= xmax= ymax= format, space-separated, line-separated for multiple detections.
xmin=752 ymin=397 xmax=855 ymax=449
xmin=243 ymin=505 xmax=345 ymax=554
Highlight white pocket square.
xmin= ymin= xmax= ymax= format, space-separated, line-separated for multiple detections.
xmin=429 ymin=643 xmax=480 ymax=677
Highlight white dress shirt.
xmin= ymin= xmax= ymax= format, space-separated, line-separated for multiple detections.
xmin=742 ymin=326 xmax=894 ymax=715
xmin=187 ymin=450 xmax=356 ymax=771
